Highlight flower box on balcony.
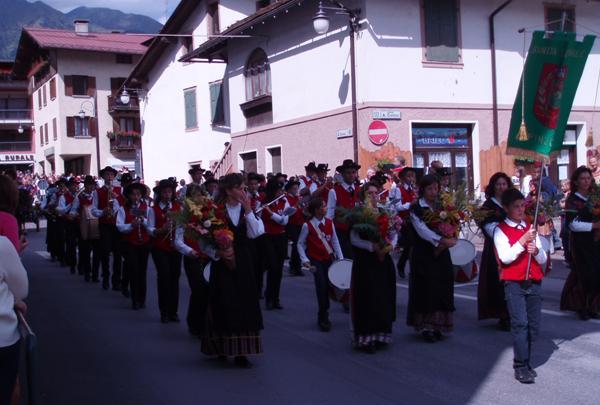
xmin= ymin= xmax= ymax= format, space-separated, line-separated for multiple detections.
xmin=107 ymin=130 xmax=141 ymax=139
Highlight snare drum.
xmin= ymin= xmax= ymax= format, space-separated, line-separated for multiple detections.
xmin=449 ymin=239 xmax=477 ymax=266
xmin=328 ymin=259 xmax=353 ymax=290
xmin=203 ymin=262 xmax=211 ymax=283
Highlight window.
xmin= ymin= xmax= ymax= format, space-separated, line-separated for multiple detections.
xmin=545 ymin=4 xmax=575 ymax=33
xmin=37 ymin=90 xmax=42 ymax=110
xmin=422 ymin=0 xmax=461 ymax=63
xmin=209 ymin=81 xmax=225 ymax=125
xmin=65 ymin=75 xmax=96 ymax=96
xmin=42 ymin=85 xmax=47 ymax=106
xmin=207 ymin=2 xmax=220 ymax=35
xmin=39 ymin=125 xmax=44 ymax=145
xmin=119 ymin=117 xmax=136 ymax=132
xmin=240 ymin=151 xmax=257 ymax=173
xmin=266 ymin=146 xmax=281 ymax=174
xmin=44 ymin=123 xmax=49 ymax=143
xmin=244 ymin=49 xmax=271 ymax=101
xmin=50 ymin=78 xmax=57 ymax=100
xmin=116 ymin=54 xmax=133 ymax=64
xmin=75 ymin=117 xmax=90 ymax=137
xmin=183 ymin=87 xmax=198 ymax=130
xmin=52 ymin=118 xmax=57 ymax=141
xmin=66 ymin=116 xmax=96 ymax=137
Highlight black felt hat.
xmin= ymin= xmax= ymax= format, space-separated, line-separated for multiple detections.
xmin=188 ymin=164 xmax=205 ymax=175
xmin=335 ymin=159 xmax=361 ymax=173
xmin=99 ymin=166 xmax=117 ymax=177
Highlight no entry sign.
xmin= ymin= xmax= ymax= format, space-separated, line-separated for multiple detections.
xmin=368 ymin=120 xmax=389 ymax=146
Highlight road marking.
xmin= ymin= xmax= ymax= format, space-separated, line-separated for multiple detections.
xmin=35 ymin=251 xmax=51 ymax=259
xmin=396 ymin=282 xmax=600 ymax=324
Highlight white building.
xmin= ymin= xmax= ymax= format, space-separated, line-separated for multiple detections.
xmin=12 ymin=22 xmax=150 ymax=176
xmin=173 ymin=0 xmax=600 ymax=192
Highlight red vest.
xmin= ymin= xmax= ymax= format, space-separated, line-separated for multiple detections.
xmin=496 ymin=222 xmax=544 ymax=281
xmin=60 ymin=192 xmax=75 ymax=218
xmin=122 ymin=203 xmax=150 ymax=246
xmin=379 ymin=189 xmax=389 ymax=205
xmin=399 ymin=184 xmax=417 ymax=218
xmin=286 ymin=194 xmax=305 ymax=226
xmin=96 ymin=186 xmax=123 ymax=225
xmin=306 ymin=218 xmax=335 ymax=262
xmin=333 ymin=183 xmax=360 ymax=232
xmin=262 ymin=198 xmax=287 ymax=235
xmin=152 ymin=201 xmax=181 ymax=251
xmin=77 ymin=193 xmax=94 ymax=222
xmin=249 ymin=192 xmax=265 ymax=212
xmin=299 ymin=176 xmax=313 ymax=191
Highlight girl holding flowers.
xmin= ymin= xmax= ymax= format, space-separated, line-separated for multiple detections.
xmin=349 ymin=182 xmax=397 ymax=353
xmin=406 ymin=175 xmax=457 ymax=342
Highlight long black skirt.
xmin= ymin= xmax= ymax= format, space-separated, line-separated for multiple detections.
xmin=477 ymin=236 xmax=508 ymax=320
xmin=560 ymin=232 xmax=600 ymax=313
xmin=350 ymin=246 xmax=396 ymax=347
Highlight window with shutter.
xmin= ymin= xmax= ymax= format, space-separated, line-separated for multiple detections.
xmin=66 ymin=117 xmax=75 ymax=137
xmin=209 ymin=81 xmax=225 ymax=125
xmin=37 ymin=90 xmax=42 ymax=109
xmin=207 ymin=2 xmax=220 ymax=35
xmin=72 ymin=76 xmax=88 ymax=96
xmin=87 ymin=77 xmax=96 ymax=97
xmin=42 ymin=85 xmax=47 ymax=106
xmin=44 ymin=123 xmax=48 ymax=144
xmin=39 ymin=125 xmax=44 ymax=145
xmin=64 ymin=75 xmax=73 ymax=96
xmin=89 ymin=117 xmax=98 ymax=137
xmin=50 ymin=78 xmax=57 ymax=100
xmin=545 ymin=5 xmax=575 ymax=33
xmin=74 ymin=117 xmax=90 ymax=137
xmin=184 ymin=88 xmax=198 ymax=130
xmin=52 ymin=118 xmax=57 ymax=140
xmin=422 ymin=0 xmax=460 ymax=63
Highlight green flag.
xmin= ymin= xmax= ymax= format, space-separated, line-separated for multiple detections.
xmin=507 ymin=31 xmax=595 ymax=159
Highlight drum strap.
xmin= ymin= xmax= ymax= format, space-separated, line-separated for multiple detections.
xmin=310 ymin=221 xmax=336 ymax=259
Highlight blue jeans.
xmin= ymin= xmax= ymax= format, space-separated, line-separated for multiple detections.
xmin=504 ymin=281 xmax=542 ymax=369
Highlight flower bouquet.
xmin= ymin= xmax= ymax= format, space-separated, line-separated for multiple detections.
xmin=170 ymin=195 xmax=234 ymax=254
xmin=422 ymin=189 xmax=473 ymax=239
xmin=337 ymin=199 xmax=401 ymax=254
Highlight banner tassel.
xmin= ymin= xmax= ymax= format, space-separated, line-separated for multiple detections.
xmin=586 ymin=127 xmax=594 ymax=147
xmin=517 ymin=120 xmax=529 ymax=142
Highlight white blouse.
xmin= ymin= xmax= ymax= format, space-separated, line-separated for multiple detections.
xmin=0 ymin=236 xmax=28 ymax=347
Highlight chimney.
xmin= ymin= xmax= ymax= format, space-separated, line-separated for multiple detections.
xmin=74 ymin=19 xmax=90 ymax=35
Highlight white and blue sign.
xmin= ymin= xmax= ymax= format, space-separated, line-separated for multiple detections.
xmin=413 ymin=127 xmax=469 ymax=147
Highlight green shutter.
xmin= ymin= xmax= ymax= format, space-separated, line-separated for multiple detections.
xmin=424 ymin=0 xmax=459 ymax=62
xmin=184 ymin=89 xmax=197 ymax=129
xmin=209 ymin=81 xmax=224 ymax=125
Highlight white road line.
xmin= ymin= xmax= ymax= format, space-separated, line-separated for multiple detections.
xmin=396 ymin=282 xmax=600 ymax=324
xmin=35 ymin=251 xmax=50 ymax=259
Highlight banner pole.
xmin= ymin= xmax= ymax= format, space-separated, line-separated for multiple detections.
xmin=524 ymin=162 xmax=545 ymax=281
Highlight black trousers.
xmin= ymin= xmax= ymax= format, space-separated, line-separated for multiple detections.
xmin=54 ymin=218 xmax=66 ymax=262
xmin=123 ymin=244 xmax=150 ymax=306
xmin=99 ymin=223 xmax=123 ymax=287
xmin=183 ymin=256 xmax=209 ymax=334
xmin=64 ymin=220 xmax=79 ymax=270
xmin=151 ymin=249 xmax=182 ymax=317
xmin=0 ymin=339 xmax=20 ymax=405
xmin=264 ymin=233 xmax=289 ymax=304
xmin=286 ymin=223 xmax=302 ymax=274
xmin=310 ymin=259 xmax=333 ymax=316
xmin=337 ymin=229 xmax=354 ymax=260
xmin=78 ymin=238 xmax=100 ymax=280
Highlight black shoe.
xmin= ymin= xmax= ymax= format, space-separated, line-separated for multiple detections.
xmin=514 ymin=368 xmax=535 ymax=384
xmin=234 ymin=356 xmax=252 ymax=368
xmin=578 ymin=311 xmax=591 ymax=321
xmin=132 ymin=302 xmax=139 ymax=310
xmin=363 ymin=343 xmax=376 ymax=354
xmin=588 ymin=312 xmax=599 ymax=319
xmin=92 ymin=277 xmax=100 ymax=283
xmin=112 ymin=283 xmax=121 ymax=291
xmin=265 ymin=301 xmax=275 ymax=310
xmin=289 ymin=270 xmax=304 ymax=277
xmin=421 ymin=331 xmax=436 ymax=343
xmin=121 ymin=289 xmax=130 ymax=298
xmin=217 ymin=355 xmax=227 ymax=362
xmin=138 ymin=303 xmax=146 ymax=309
xmin=84 ymin=274 xmax=90 ymax=282
xmin=528 ymin=366 xmax=538 ymax=378
xmin=188 ymin=328 xmax=201 ymax=337
xmin=70 ymin=266 xmax=76 ymax=274
xmin=102 ymin=280 xmax=109 ymax=290
xmin=169 ymin=314 xmax=180 ymax=322
xmin=318 ymin=318 xmax=332 ymax=332
xmin=273 ymin=302 xmax=283 ymax=310
xmin=160 ymin=314 xmax=169 ymax=323
xmin=433 ymin=330 xmax=443 ymax=341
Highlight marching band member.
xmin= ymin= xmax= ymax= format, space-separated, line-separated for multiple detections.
xmin=69 ymin=175 xmax=100 ymax=282
xmin=298 ymin=197 xmax=343 ymax=331
xmin=560 ymin=166 xmax=600 ymax=321
xmin=179 ymin=165 xmax=205 ymax=198
xmin=477 ymin=172 xmax=512 ymax=330
xmin=261 ymin=177 xmax=292 ymax=310
xmin=57 ymin=178 xmax=80 ymax=274
xmin=285 ymin=178 xmax=305 ymax=277
xmin=116 ymin=183 xmax=151 ymax=310
xmin=148 ymin=179 xmax=182 ymax=323
xmin=406 ymin=175 xmax=456 ymax=342
xmin=174 ymin=184 xmax=209 ymax=336
xmin=204 ymin=177 xmax=219 ymax=199
xmin=436 ymin=167 xmax=453 ymax=193
xmin=52 ymin=179 xmax=68 ymax=265
xmin=247 ymin=172 xmax=268 ymax=295
xmin=313 ymin=163 xmax=333 ymax=198
xmin=92 ymin=166 xmax=124 ymax=291
xmin=327 ymin=159 xmax=361 ymax=259
xmin=390 ymin=167 xmax=418 ymax=278
xmin=350 ymin=182 xmax=397 ymax=353
xmin=299 ymin=162 xmax=318 ymax=195
xmin=202 ymin=173 xmax=264 ymax=368
xmin=493 ymin=188 xmax=547 ymax=384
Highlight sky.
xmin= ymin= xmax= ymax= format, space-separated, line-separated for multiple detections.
xmin=27 ymin=0 xmax=174 ymax=23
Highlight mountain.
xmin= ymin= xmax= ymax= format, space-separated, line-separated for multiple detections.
xmin=0 ymin=0 xmax=162 ymax=61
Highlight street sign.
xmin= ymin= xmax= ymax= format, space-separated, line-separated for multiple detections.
xmin=368 ymin=120 xmax=389 ymax=146
xmin=372 ymin=110 xmax=402 ymax=120
xmin=336 ymin=128 xmax=353 ymax=139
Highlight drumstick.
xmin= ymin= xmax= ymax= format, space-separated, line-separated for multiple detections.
xmin=255 ymin=194 xmax=286 ymax=213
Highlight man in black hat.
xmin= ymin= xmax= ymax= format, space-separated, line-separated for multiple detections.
xmin=70 ymin=175 xmax=101 ymax=282
xmin=57 ymin=177 xmax=80 ymax=273
xmin=92 ymin=166 xmax=125 ymax=291
xmin=299 ymin=162 xmax=318 ymax=195
xmin=204 ymin=177 xmax=219 ymax=199
xmin=436 ymin=167 xmax=452 ymax=193
xmin=51 ymin=178 xmax=68 ymax=266
xmin=180 ymin=165 xmax=205 ymax=197
xmin=314 ymin=164 xmax=334 ymax=198
xmin=327 ymin=159 xmax=361 ymax=259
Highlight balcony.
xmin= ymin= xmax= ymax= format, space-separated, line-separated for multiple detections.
xmin=0 ymin=141 xmax=32 ymax=152
xmin=108 ymin=95 xmax=139 ymax=114
xmin=108 ymin=131 xmax=141 ymax=152
xmin=0 ymin=109 xmax=33 ymax=124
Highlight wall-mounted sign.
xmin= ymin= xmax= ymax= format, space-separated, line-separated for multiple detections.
xmin=336 ymin=128 xmax=353 ymax=139
xmin=413 ymin=127 xmax=469 ymax=147
xmin=368 ymin=120 xmax=389 ymax=146
xmin=372 ymin=110 xmax=402 ymax=120
xmin=0 ymin=154 xmax=34 ymax=163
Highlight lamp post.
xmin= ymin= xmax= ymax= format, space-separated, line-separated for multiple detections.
xmin=78 ymin=99 xmax=101 ymax=173
xmin=313 ymin=0 xmax=361 ymax=163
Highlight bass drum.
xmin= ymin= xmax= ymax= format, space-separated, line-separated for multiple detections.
xmin=203 ymin=262 xmax=211 ymax=283
xmin=449 ymin=239 xmax=477 ymax=266
xmin=328 ymin=259 xmax=353 ymax=290
xmin=454 ymin=261 xmax=478 ymax=283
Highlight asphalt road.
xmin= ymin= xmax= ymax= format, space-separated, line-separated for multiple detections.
xmin=16 ymin=224 xmax=600 ymax=405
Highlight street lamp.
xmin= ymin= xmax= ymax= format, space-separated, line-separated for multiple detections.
xmin=17 ymin=122 xmax=24 ymax=134
xmin=312 ymin=1 xmax=361 ymax=163
xmin=119 ymin=89 xmax=130 ymax=105
xmin=79 ymin=100 xmax=95 ymax=119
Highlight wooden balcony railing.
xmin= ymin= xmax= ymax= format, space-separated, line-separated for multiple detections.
xmin=108 ymin=95 xmax=140 ymax=113
xmin=212 ymin=142 xmax=233 ymax=179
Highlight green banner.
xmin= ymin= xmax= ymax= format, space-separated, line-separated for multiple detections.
xmin=507 ymin=31 xmax=595 ymax=159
